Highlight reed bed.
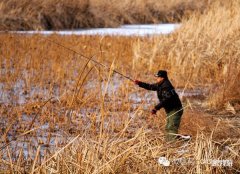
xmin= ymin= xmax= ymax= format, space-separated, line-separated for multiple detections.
xmin=0 ymin=0 xmax=209 ymax=30
xmin=134 ymin=0 xmax=240 ymax=110
xmin=0 ymin=0 xmax=240 ymax=173
xmin=0 ymin=33 xmax=239 ymax=173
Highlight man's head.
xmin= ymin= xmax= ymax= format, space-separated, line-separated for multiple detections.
xmin=155 ymin=70 xmax=168 ymax=83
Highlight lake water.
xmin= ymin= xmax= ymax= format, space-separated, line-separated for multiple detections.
xmin=8 ymin=24 xmax=180 ymax=36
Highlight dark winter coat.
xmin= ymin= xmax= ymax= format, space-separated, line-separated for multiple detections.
xmin=138 ymin=78 xmax=182 ymax=113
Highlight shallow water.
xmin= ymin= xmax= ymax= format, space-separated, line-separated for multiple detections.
xmin=7 ymin=24 xmax=180 ymax=36
xmin=0 ymin=76 xmax=206 ymax=106
xmin=0 ymin=76 xmax=207 ymax=165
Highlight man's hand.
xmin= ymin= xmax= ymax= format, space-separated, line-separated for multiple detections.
xmin=134 ymin=80 xmax=141 ymax=85
xmin=151 ymin=109 xmax=157 ymax=115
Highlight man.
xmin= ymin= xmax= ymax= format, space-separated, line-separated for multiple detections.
xmin=134 ymin=70 xmax=183 ymax=141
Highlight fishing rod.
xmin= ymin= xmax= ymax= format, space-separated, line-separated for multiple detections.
xmin=43 ymin=38 xmax=134 ymax=82
xmin=0 ymin=37 xmax=134 ymax=152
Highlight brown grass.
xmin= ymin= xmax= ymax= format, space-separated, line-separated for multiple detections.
xmin=134 ymin=0 xmax=240 ymax=109
xmin=0 ymin=33 xmax=239 ymax=172
xmin=0 ymin=0 xmax=240 ymax=173
xmin=0 ymin=0 xmax=209 ymax=30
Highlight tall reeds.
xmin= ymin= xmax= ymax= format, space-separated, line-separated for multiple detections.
xmin=0 ymin=0 xmax=239 ymax=173
xmin=135 ymin=0 xmax=240 ymax=109
xmin=0 ymin=0 xmax=208 ymax=30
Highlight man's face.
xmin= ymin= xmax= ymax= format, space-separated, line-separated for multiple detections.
xmin=156 ymin=77 xmax=164 ymax=83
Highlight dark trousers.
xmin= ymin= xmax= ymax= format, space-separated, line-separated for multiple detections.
xmin=165 ymin=108 xmax=183 ymax=141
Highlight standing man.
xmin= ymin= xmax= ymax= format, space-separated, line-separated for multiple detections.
xmin=134 ymin=70 xmax=183 ymax=141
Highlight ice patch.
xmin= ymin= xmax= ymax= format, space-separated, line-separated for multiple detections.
xmin=6 ymin=24 xmax=180 ymax=36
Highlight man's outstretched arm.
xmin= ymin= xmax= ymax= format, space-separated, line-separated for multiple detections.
xmin=135 ymin=80 xmax=158 ymax=91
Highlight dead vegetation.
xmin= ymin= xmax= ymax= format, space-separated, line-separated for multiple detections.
xmin=0 ymin=0 xmax=240 ymax=173
xmin=0 ymin=32 xmax=239 ymax=172
xmin=134 ymin=0 xmax=240 ymax=110
xmin=0 ymin=0 xmax=209 ymax=30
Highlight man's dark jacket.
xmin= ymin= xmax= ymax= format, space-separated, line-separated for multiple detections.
xmin=138 ymin=78 xmax=182 ymax=113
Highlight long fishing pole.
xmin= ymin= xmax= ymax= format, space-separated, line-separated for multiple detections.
xmin=0 ymin=36 xmax=134 ymax=153
xmin=43 ymin=38 xmax=134 ymax=82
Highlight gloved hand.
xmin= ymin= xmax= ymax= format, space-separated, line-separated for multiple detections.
xmin=151 ymin=109 xmax=157 ymax=115
xmin=134 ymin=80 xmax=141 ymax=85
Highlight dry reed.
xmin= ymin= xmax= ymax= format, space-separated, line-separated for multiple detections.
xmin=0 ymin=0 xmax=239 ymax=173
xmin=0 ymin=0 xmax=208 ymax=30
xmin=134 ymin=0 xmax=240 ymax=110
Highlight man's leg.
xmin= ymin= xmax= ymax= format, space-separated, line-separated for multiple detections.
xmin=165 ymin=108 xmax=183 ymax=141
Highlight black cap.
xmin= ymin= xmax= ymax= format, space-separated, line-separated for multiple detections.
xmin=154 ymin=70 xmax=167 ymax=78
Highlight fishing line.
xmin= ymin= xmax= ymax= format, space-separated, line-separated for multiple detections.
xmin=43 ymin=38 xmax=134 ymax=82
